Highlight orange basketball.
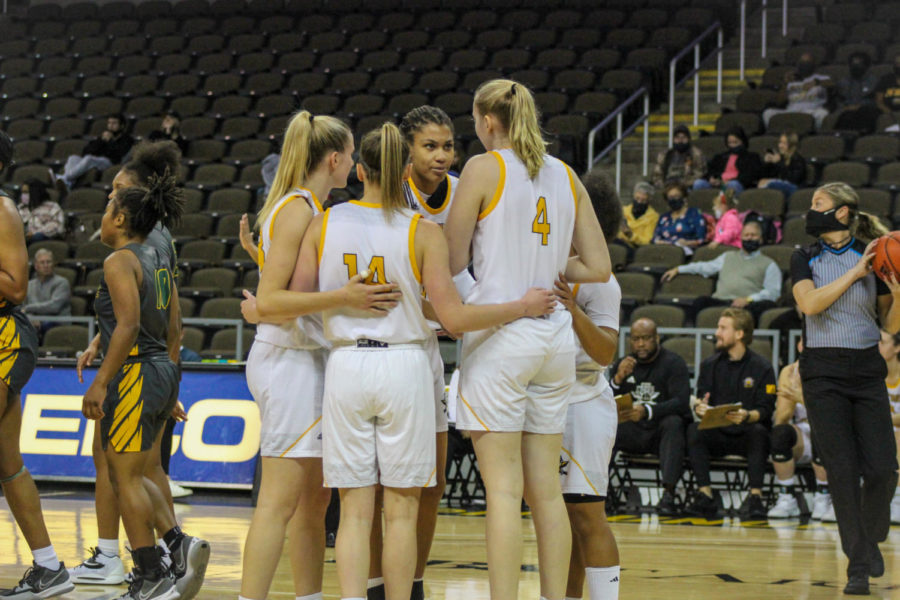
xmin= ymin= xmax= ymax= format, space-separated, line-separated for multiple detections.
xmin=872 ymin=232 xmax=900 ymax=282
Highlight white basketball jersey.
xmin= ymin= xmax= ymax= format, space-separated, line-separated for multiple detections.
xmin=569 ymin=277 xmax=621 ymax=405
xmin=254 ymin=188 xmax=326 ymax=350
xmin=404 ymin=173 xmax=458 ymax=225
xmin=467 ymin=149 xmax=578 ymax=305
xmin=318 ymin=201 xmax=432 ymax=345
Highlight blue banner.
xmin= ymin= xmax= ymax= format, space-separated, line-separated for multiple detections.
xmin=20 ymin=364 xmax=259 ymax=488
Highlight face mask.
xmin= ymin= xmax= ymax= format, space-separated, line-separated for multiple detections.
xmin=805 ymin=207 xmax=849 ymax=237
xmin=714 ymin=207 xmax=725 ymax=219
xmin=729 ymin=145 xmax=743 ymax=154
xmin=673 ymin=142 xmax=689 ymax=153
xmin=667 ymin=197 xmax=685 ymax=211
xmin=741 ymin=239 xmax=761 ymax=253
xmin=631 ymin=201 xmax=648 ymax=218
xmin=796 ymin=61 xmax=814 ymax=78
xmin=850 ymin=64 xmax=867 ymax=79
xmin=19 ymin=192 xmax=29 ymax=206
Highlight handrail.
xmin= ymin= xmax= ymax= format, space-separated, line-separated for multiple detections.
xmin=740 ymin=0 xmax=790 ymax=78
xmin=667 ymin=21 xmax=725 ymax=147
xmin=586 ymin=86 xmax=650 ymax=194
xmin=32 ymin=315 xmax=97 ymax=343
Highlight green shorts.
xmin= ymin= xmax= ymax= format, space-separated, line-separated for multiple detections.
xmin=0 ymin=311 xmax=37 ymax=395
xmin=100 ymin=358 xmax=179 ymax=453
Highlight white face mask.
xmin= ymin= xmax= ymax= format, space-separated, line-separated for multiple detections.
xmin=20 ymin=192 xmax=29 ymax=205
xmin=714 ymin=206 xmax=724 ymax=219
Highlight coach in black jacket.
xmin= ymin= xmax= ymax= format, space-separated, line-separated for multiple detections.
xmin=685 ymin=308 xmax=776 ymax=520
xmin=610 ymin=317 xmax=691 ymax=515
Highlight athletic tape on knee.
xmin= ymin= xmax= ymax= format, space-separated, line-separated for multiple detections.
xmin=0 ymin=464 xmax=26 ymax=484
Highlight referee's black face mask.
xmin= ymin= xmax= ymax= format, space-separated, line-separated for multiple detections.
xmin=805 ymin=206 xmax=849 ymax=237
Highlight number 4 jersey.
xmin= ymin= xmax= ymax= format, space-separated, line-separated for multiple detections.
xmin=467 ymin=149 xmax=578 ymax=306
xmin=318 ymin=201 xmax=431 ymax=346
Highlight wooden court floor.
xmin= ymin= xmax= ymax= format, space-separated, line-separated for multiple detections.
xmin=1 ymin=493 xmax=899 ymax=599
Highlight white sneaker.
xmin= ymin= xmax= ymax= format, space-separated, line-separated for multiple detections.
xmin=890 ymin=498 xmax=900 ymax=525
xmin=68 ymin=547 xmax=126 ymax=585
xmin=820 ymin=497 xmax=837 ymax=523
xmin=811 ymin=492 xmax=832 ymax=521
xmin=169 ymin=480 xmax=193 ymax=499
xmin=767 ymin=493 xmax=800 ymax=518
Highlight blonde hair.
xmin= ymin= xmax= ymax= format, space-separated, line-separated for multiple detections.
xmin=257 ymin=111 xmax=350 ymax=228
xmin=816 ymin=182 xmax=889 ymax=242
xmin=780 ymin=131 xmax=799 ymax=160
xmin=474 ymin=78 xmax=546 ymax=179
xmin=720 ymin=307 xmax=754 ymax=345
xmin=359 ymin=122 xmax=410 ymax=220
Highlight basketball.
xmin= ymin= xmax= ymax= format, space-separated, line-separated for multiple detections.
xmin=872 ymin=231 xmax=900 ymax=282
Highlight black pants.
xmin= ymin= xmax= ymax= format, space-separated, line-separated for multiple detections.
xmin=693 ymin=296 xmax=776 ymax=327
xmin=687 ymin=422 xmax=770 ymax=489
xmin=160 ymin=417 xmax=176 ymax=475
xmin=614 ymin=415 xmax=686 ymax=487
xmin=800 ymin=346 xmax=899 ymax=578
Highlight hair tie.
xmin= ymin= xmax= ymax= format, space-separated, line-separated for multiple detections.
xmin=510 ymin=83 xmax=517 ymax=96
xmin=309 ymin=114 xmax=315 ymax=124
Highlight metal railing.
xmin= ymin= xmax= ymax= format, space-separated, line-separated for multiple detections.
xmin=586 ymin=87 xmax=650 ymax=193
xmin=739 ymin=0 xmax=790 ymax=80
xmin=667 ymin=21 xmax=725 ymax=147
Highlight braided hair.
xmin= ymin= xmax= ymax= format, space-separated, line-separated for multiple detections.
xmin=113 ymin=172 xmax=184 ymax=239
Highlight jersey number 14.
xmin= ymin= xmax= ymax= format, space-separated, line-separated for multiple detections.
xmin=532 ymin=196 xmax=550 ymax=246
xmin=344 ymin=253 xmax=387 ymax=284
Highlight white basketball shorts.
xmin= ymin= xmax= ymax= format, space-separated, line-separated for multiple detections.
xmin=560 ymin=388 xmax=617 ymax=497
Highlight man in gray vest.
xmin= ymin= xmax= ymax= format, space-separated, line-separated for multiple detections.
xmin=661 ymin=220 xmax=781 ymax=324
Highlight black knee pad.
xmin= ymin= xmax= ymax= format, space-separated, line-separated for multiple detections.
xmin=770 ymin=424 xmax=797 ymax=463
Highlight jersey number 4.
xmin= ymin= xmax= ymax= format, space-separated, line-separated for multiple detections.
xmin=344 ymin=253 xmax=387 ymax=283
xmin=532 ymin=196 xmax=550 ymax=246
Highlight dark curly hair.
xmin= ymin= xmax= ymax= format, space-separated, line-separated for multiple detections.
xmin=114 ymin=172 xmax=184 ymax=238
xmin=399 ymin=105 xmax=454 ymax=144
xmin=581 ymin=172 xmax=622 ymax=241
xmin=121 ymin=140 xmax=181 ymax=187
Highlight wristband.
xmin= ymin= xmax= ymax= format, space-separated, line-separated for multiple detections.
xmin=452 ymin=268 xmax=477 ymax=302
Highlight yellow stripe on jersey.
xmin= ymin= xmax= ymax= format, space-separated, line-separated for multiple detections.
xmin=348 ymin=200 xmax=381 ymax=209
xmin=477 ymin=151 xmax=506 ymax=221
xmin=458 ymin=391 xmax=491 ymax=432
xmin=0 ymin=316 xmax=21 ymax=386
xmin=561 ymin=445 xmax=600 ymax=496
xmin=317 ymin=208 xmax=330 ymax=265
xmin=279 ymin=415 xmax=323 ymax=458
xmin=257 ymin=239 xmax=265 ymax=271
xmin=408 ymin=213 xmax=422 ymax=284
xmin=572 ymin=283 xmax=580 ymax=297
xmin=409 ymin=175 xmax=452 ymax=215
xmin=109 ymin=363 xmax=144 ymax=453
xmin=300 ymin=187 xmax=323 ymax=212
xmin=564 ymin=163 xmax=578 ymax=218
xmin=267 ymin=193 xmax=302 ymax=242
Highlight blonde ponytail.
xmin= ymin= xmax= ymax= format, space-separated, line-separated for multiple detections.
xmin=359 ymin=121 xmax=410 ymax=220
xmin=853 ymin=211 xmax=889 ymax=242
xmin=474 ymin=78 xmax=546 ymax=179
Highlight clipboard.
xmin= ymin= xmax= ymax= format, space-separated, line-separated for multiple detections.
xmin=614 ymin=393 xmax=633 ymax=411
xmin=698 ymin=403 xmax=742 ymax=430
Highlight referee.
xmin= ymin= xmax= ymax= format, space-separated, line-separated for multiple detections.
xmin=791 ymin=182 xmax=899 ymax=595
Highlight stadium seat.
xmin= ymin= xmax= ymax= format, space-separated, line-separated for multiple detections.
xmin=629 ymin=304 xmax=686 ymax=328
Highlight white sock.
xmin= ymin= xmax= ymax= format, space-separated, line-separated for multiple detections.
xmin=776 ymin=477 xmax=796 ymax=487
xmin=893 ymin=487 xmax=900 ymax=499
xmin=565 ymin=597 xmax=582 ymax=600
xmin=586 ymin=565 xmax=620 ymax=600
xmin=238 ymin=596 xmax=253 ymax=600
xmin=32 ymin=545 xmax=60 ymax=571
xmin=366 ymin=577 xmax=384 ymax=589
xmin=342 ymin=598 xmax=365 ymax=600
xmin=97 ymin=538 xmax=119 ymax=557
xmin=413 ymin=578 xmax=423 ymax=583
xmin=296 ymin=594 xmax=323 ymax=600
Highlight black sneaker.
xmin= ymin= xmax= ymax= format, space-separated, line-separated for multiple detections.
xmin=739 ymin=494 xmax=768 ymax=520
xmin=367 ymin=583 xmax=386 ymax=600
xmin=685 ymin=491 xmax=718 ymax=519
xmin=656 ymin=490 xmax=680 ymax=517
xmin=870 ymin=545 xmax=884 ymax=578
xmin=169 ymin=535 xmax=210 ymax=600
xmin=0 ymin=561 xmax=75 ymax=599
xmin=411 ymin=579 xmax=425 ymax=600
xmin=843 ymin=574 xmax=870 ymax=595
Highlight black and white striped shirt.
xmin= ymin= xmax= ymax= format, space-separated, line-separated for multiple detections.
xmin=791 ymin=238 xmax=888 ymax=349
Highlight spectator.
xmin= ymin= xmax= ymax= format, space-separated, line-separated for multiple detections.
xmin=260 ymin=146 xmax=280 ymax=198
xmin=762 ymin=52 xmax=832 ymax=129
xmin=52 ymin=114 xmax=134 ymax=191
xmin=618 ymin=181 xmax=660 ymax=251
xmin=662 ymin=219 xmax=782 ymax=324
xmin=147 ymin=111 xmax=188 ymax=155
xmin=758 ymin=132 xmax=806 ymax=198
xmin=609 ymin=317 xmax=691 ymax=515
xmin=693 ymin=127 xmax=762 ymax=195
xmin=708 ymin=188 xmax=742 ymax=249
xmin=652 ymin=181 xmax=706 ymax=255
xmin=876 ymin=54 xmax=900 ymax=132
xmin=834 ymin=51 xmax=881 ymax=134
xmin=685 ymin=308 xmax=776 ymax=520
xmin=16 ymin=179 xmax=64 ymax=242
xmin=651 ymin=124 xmax=706 ymax=189
xmin=22 ymin=249 xmax=71 ymax=331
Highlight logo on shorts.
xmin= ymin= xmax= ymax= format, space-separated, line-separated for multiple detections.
xmin=558 ymin=456 xmax=569 ymax=476
xmin=743 ymin=377 xmax=755 ymax=388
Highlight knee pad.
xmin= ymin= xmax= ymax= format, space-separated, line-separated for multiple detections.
xmin=0 ymin=464 xmax=26 ymax=484
xmin=770 ymin=424 xmax=797 ymax=463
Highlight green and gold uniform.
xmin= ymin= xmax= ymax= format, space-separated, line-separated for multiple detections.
xmin=95 ymin=242 xmax=177 ymax=453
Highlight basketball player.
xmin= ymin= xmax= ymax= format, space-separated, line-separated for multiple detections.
xmin=444 ymin=79 xmax=610 ymax=600
xmin=292 ymin=122 xmax=556 ymax=600
xmin=82 ymin=176 xmax=210 ymax=600
xmin=0 ymin=133 xmax=74 ymax=598
xmin=71 ymin=141 xmax=188 ymax=586
xmin=238 ymin=111 xmax=400 ymax=600
xmin=553 ymin=173 xmax=622 ymax=600
xmin=366 ymin=105 xmax=458 ymax=600
xmin=877 ymin=329 xmax=900 ymax=523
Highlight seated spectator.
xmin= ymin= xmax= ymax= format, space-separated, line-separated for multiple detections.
xmin=876 ymin=54 xmax=900 ymax=132
xmin=618 ymin=181 xmax=660 ymax=251
xmin=651 ymin=124 xmax=706 ymax=189
xmin=609 ymin=317 xmax=691 ymax=515
xmin=762 ymin=52 xmax=832 ymax=130
xmin=834 ymin=51 xmax=881 ymax=134
xmin=685 ymin=308 xmax=776 ymax=520
xmin=22 ymin=249 xmax=71 ymax=332
xmin=662 ymin=219 xmax=781 ymax=323
xmin=52 ymin=114 xmax=134 ymax=191
xmin=16 ymin=179 xmax=64 ymax=242
xmin=767 ymin=340 xmax=833 ymax=520
xmin=758 ymin=132 xmax=806 ymax=198
xmin=708 ymin=188 xmax=742 ymax=249
xmin=652 ymin=181 xmax=706 ymax=255
xmin=693 ymin=127 xmax=761 ymax=195
xmin=147 ymin=110 xmax=188 ymax=155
